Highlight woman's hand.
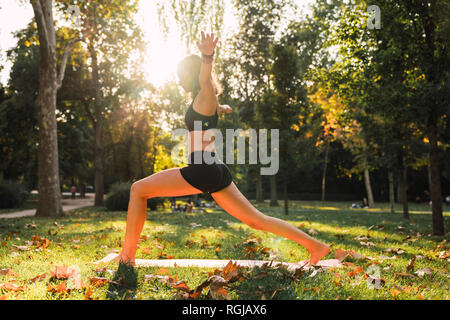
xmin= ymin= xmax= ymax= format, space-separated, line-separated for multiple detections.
xmin=196 ymin=31 xmax=218 ymax=56
xmin=218 ymin=104 xmax=232 ymax=116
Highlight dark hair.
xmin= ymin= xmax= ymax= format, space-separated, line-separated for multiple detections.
xmin=177 ymin=54 xmax=223 ymax=97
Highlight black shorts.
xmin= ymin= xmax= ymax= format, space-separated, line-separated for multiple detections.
xmin=180 ymin=150 xmax=233 ymax=194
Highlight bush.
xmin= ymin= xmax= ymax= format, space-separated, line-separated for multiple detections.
xmin=0 ymin=180 xmax=29 ymax=209
xmin=104 ymin=182 xmax=166 ymax=211
xmin=148 ymin=197 xmax=166 ymax=210
xmin=104 ymin=182 xmax=132 ymax=211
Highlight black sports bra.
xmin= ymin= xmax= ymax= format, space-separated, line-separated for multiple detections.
xmin=185 ymin=96 xmax=218 ymax=132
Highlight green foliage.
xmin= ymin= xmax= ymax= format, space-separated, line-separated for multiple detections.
xmin=0 ymin=180 xmax=29 ymax=209
xmin=104 ymin=182 xmax=132 ymax=211
xmin=104 ymin=182 xmax=165 ymax=211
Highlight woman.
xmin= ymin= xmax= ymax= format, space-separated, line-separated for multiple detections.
xmin=104 ymin=32 xmax=329 ymax=266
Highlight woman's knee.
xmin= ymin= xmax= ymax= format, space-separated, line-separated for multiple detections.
xmin=130 ymin=181 xmax=151 ymax=199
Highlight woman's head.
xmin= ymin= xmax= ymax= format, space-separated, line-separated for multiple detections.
xmin=177 ymin=54 xmax=223 ymax=96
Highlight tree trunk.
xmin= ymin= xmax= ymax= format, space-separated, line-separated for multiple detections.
xmin=255 ymin=128 xmax=264 ymax=203
xmin=89 ymin=44 xmax=104 ymax=206
xmin=423 ymin=0 xmax=444 ymax=236
xmin=400 ymin=159 xmax=409 ymax=219
xmin=283 ymin=178 xmax=288 ymax=215
xmin=428 ymin=124 xmax=444 ymax=235
xmin=363 ymin=168 xmax=374 ymax=207
xmin=388 ymin=170 xmax=395 ymax=213
xmin=269 ymin=174 xmax=278 ymax=207
xmin=396 ymin=174 xmax=402 ymax=204
xmin=31 ymin=0 xmax=63 ymax=217
xmin=255 ymin=167 xmax=264 ymax=203
xmin=321 ymin=142 xmax=329 ymax=201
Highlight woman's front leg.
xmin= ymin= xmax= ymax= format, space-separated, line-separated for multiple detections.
xmin=116 ymin=168 xmax=203 ymax=265
xmin=117 ymin=183 xmax=148 ymax=265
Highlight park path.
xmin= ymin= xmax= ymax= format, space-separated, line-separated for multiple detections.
xmin=0 ymin=194 xmax=95 ymax=219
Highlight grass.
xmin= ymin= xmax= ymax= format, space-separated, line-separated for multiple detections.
xmin=0 ymin=200 xmax=449 ymax=300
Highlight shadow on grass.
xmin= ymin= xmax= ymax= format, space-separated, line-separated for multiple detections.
xmin=106 ymin=262 xmax=138 ymax=300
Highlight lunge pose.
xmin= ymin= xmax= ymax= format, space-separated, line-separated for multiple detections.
xmin=104 ymin=31 xmax=329 ymax=266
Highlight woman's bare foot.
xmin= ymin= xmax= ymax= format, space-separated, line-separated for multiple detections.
xmin=308 ymin=242 xmax=330 ymax=266
xmin=114 ymin=252 xmax=135 ymax=266
xmin=94 ymin=252 xmax=135 ymax=266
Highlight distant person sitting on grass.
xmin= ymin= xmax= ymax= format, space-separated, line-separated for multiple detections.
xmin=186 ymin=200 xmax=194 ymax=213
xmin=351 ymin=197 xmax=369 ymax=209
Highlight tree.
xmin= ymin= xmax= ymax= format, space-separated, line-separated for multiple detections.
xmin=227 ymin=0 xmax=284 ymax=204
xmin=57 ymin=0 xmax=146 ymax=205
xmin=370 ymin=0 xmax=449 ymax=235
xmin=317 ymin=1 xmax=448 ymax=234
xmin=30 ymin=0 xmax=77 ymax=217
xmin=156 ymin=0 xmax=225 ymax=54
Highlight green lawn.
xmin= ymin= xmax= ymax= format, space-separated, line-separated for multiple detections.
xmin=0 ymin=200 xmax=449 ymax=300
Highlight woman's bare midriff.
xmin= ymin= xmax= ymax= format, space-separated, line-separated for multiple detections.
xmin=188 ymin=130 xmax=216 ymax=154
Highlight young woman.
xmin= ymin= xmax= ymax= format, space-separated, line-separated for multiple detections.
xmin=103 ymin=31 xmax=330 ymax=266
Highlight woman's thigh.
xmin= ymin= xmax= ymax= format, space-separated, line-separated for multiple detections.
xmin=211 ymin=182 xmax=267 ymax=226
xmin=132 ymin=168 xmax=203 ymax=198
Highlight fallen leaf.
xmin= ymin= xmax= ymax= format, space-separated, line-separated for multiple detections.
xmin=390 ymin=288 xmax=401 ymax=298
xmin=0 ymin=282 xmax=24 ymax=292
xmin=29 ymin=273 xmax=47 ymax=283
xmin=50 ymin=265 xmax=87 ymax=290
xmin=156 ymin=268 xmax=170 ymax=276
xmin=12 ymin=245 xmax=30 ymax=251
xmin=208 ymin=275 xmax=229 ymax=300
xmin=0 ymin=269 xmax=19 ymax=277
xmin=359 ymin=241 xmax=375 ymax=247
xmin=85 ymin=287 xmax=93 ymax=300
xmin=334 ymin=249 xmax=352 ymax=261
xmin=347 ymin=266 xmax=365 ymax=277
xmin=48 ymin=281 xmax=68 ymax=295
xmin=89 ymin=277 xmax=109 ymax=287
xmin=406 ymin=255 xmax=416 ymax=272
xmin=415 ymin=268 xmax=433 ymax=277
xmin=393 ymin=272 xmax=416 ymax=280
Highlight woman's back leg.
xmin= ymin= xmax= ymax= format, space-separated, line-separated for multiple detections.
xmin=211 ymin=182 xmax=329 ymax=265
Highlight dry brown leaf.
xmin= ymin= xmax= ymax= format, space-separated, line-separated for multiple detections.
xmin=89 ymin=277 xmax=109 ymax=287
xmin=415 ymin=268 xmax=433 ymax=277
xmin=0 ymin=282 xmax=24 ymax=292
xmin=85 ymin=287 xmax=93 ymax=300
xmin=29 ymin=273 xmax=47 ymax=283
xmin=0 ymin=269 xmax=18 ymax=277
xmin=49 ymin=265 xmax=87 ymax=290
xmin=393 ymin=272 xmax=416 ymax=280
xmin=334 ymin=248 xmax=352 ymax=261
xmin=406 ymin=255 xmax=416 ymax=272
xmin=208 ymin=275 xmax=229 ymax=300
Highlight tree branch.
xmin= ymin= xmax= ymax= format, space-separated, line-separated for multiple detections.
xmin=30 ymin=0 xmax=50 ymax=52
xmin=83 ymin=100 xmax=97 ymax=126
xmin=57 ymin=38 xmax=81 ymax=90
